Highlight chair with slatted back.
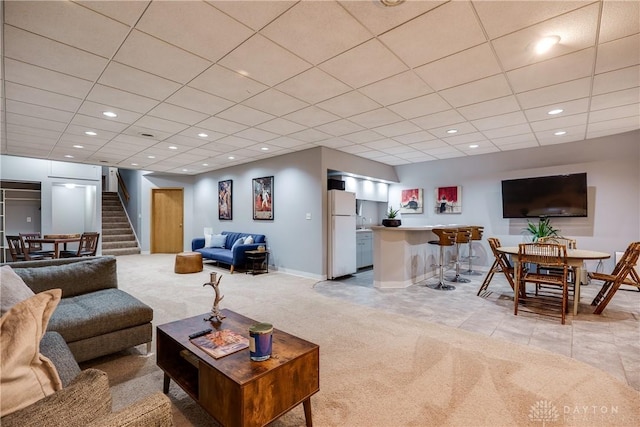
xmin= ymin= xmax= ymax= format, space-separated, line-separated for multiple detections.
xmin=6 ymin=235 xmax=45 ymax=261
xmin=538 ymin=236 xmax=577 ymax=284
xmin=589 ymin=241 xmax=640 ymax=314
xmin=514 ymin=243 xmax=570 ymax=324
xmin=477 ymin=237 xmax=517 ymax=296
xmin=60 ymin=232 xmax=100 ymax=258
xmin=19 ymin=232 xmax=55 ymax=258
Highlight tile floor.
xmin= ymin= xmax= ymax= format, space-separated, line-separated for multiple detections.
xmin=314 ymin=267 xmax=640 ymax=391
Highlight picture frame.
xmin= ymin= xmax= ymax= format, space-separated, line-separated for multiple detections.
xmin=252 ymin=176 xmax=274 ymax=220
xmin=218 ymin=180 xmax=232 ymax=220
xmin=399 ymin=188 xmax=423 ymax=214
xmin=435 ymin=186 xmax=462 ymax=214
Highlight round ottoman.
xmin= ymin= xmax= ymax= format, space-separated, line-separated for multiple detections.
xmin=174 ymin=251 xmax=203 ymax=274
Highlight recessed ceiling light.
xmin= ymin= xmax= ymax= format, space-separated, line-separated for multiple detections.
xmin=237 ymin=70 xmax=250 ymax=77
xmin=168 ymin=146 xmax=178 ymax=150
xmin=535 ymin=35 xmax=560 ymax=54
xmin=198 ymin=133 xmax=208 ymax=138
xmin=228 ymin=156 xmax=235 ymax=160
xmin=380 ymin=0 xmax=405 ymax=6
xmin=102 ymin=111 xmax=117 ymax=118
xmin=554 ymin=131 xmax=567 ymax=136
xmin=469 ymin=144 xmax=479 ymax=148
xmin=131 ymin=163 xmax=138 ymax=166
xmin=202 ymin=163 xmax=208 ymax=167
xmin=73 ymin=145 xmax=84 ymax=149
xmin=446 ymin=129 xmax=458 ymax=134
xmin=548 ymin=108 xmax=564 ymax=115
xmin=261 ymin=147 xmax=269 ymax=151
xmin=85 ymin=131 xmax=97 ymax=136
xmin=182 ymin=169 xmax=188 ymax=172
xmin=147 ymin=155 xmax=156 ymax=159
xmin=64 ymin=155 xmax=74 ymax=158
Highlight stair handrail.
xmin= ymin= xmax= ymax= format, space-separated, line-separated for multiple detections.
xmin=116 ymin=171 xmax=130 ymax=202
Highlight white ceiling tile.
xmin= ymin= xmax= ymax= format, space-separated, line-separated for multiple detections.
xmin=289 ymin=128 xmax=331 ymax=143
xmin=457 ymin=96 xmax=521 ymax=121
xmin=315 ymin=120 xmax=364 ymax=137
xmin=208 ymin=1 xmax=295 ymax=31
xmin=524 ymin=98 xmax=590 ymax=122
xmin=316 ymin=137 xmax=351 ymax=149
xmin=6 ymin=113 xmax=67 ymax=132
xmin=587 ymin=126 xmax=640 ymax=140
xmin=5 ymin=131 xmax=58 ymax=146
xmin=114 ymin=30 xmax=212 ymax=84
xmin=473 ymin=1 xmax=588 ymax=39
xmin=595 ymin=34 xmax=640 ymax=75
xmin=6 ymin=100 xmax=74 ymax=123
xmin=471 ymin=111 xmax=528 ymax=131
xmin=99 ymin=62 xmax=181 ymax=101
xmin=536 ymin=124 xmax=587 ymax=145
xmin=317 ymin=91 xmax=380 ymax=117
xmin=341 ymin=130 xmax=385 ymax=144
xmin=497 ymin=140 xmax=540 ymax=151
xmin=77 ymin=101 xmax=143 ymax=124
xmin=411 ymin=110 xmax=467 ymax=130
xmin=166 ymin=87 xmax=233 ymax=116
xmin=589 ymin=104 xmax=640 ymax=123
xmin=59 ymin=133 xmax=109 ymax=147
xmin=216 ymin=135 xmax=263 ymax=149
xmin=593 ymin=66 xmax=640 ymax=96
xmin=4 ymin=59 xmax=93 ymax=99
xmin=283 ymin=106 xmax=340 ymax=127
xmin=440 ymin=74 xmax=512 ymax=108
xmin=340 ymin=0 xmax=443 ymax=36
xmin=261 ymin=1 xmax=371 ymax=65
xmin=147 ymin=103 xmax=209 ymax=126
xmin=243 ymin=89 xmax=309 ymax=116
xmin=197 ymin=116 xmax=248 ymax=134
xmin=5 ymin=82 xmax=82 ymax=112
xmin=388 ymin=93 xmax=451 ymax=120
xmin=590 ymin=87 xmax=640 ymax=111
xmin=491 ymin=4 xmax=599 ymax=71
xmin=5 ymin=1 xmax=129 ymax=57
xmin=372 ymin=121 xmax=422 ymax=138
xmin=587 ymin=118 xmax=640 ymax=137
xmin=530 ymin=113 xmax=588 ymax=132
xmin=364 ymin=139 xmax=403 ymax=151
xmin=122 ymin=125 xmax=171 ymax=142
xmin=276 ymin=67 xmax=351 ymax=104
xmin=482 ymin=123 xmax=533 ymax=139
xmin=137 ymin=1 xmax=253 ymax=62
xmin=348 ymin=108 xmax=404 ymax=128
xmin=516 ymin=78 xmax=592 ymax=109
xmin=133 ymin=116 xmax=190 ymax=134
xmin=189 ymin=65 xmax=268 ymax=103
xmin=359 ymin=71 xmax=433 ymax=106
xmin=380 ymin=1 xmax=486 ymax=68
xmin=454 ymin=143 xmax=499 ymax=156
xmin=256 ymin=118 xmax=306 ymax=135
xmin=70 ymin=114 xmax=130 ymax=133
xmin=219 ymin=34 xmax=311 ymax=86
xmin=74 ymin=1 xmax=149 ymax=26
xmin=393 ymin=131 xmax=437 ymax=144
xmin=489 ymin=133 xmax=539 ymax=147
xmin=177 ymin=127 xmax=225 ymax=143
xmin=599 ymin=1 xmax=640 ymax=43
xmin=429 ymin=122 xmax=480 ymax=139
xmin=507 ymin=49 xmax=595 ymax=94
xmin=7 ymin=124 xmax=63 ymax=140
xmin=216 ymin=105 xmax=275 ymax=127
xmin=414 ymin=43 xmax=502 ymax=91
xmin=337 ymin=144 xmax=372 ymax=155
xmin=234 ymin=128 xmax=279 ymax=143
xmin=319 ymin=39 xmax=408 ymax=88
xmin=269 ymin=137 xmax=310 ymax=149
xmin=87 ymin=84 xmax=159 ymax=114
xmin=165 ymin=134 xmax=210 ymax=148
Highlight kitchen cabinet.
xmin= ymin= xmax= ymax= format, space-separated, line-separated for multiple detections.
xmin=356 ymin=230 xmax=373 ymax=269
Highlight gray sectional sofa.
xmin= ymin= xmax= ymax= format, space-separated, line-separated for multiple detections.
xmin=192 ymin=231 xmax=266 ymax=273
xmin=6 ymin=256 xmax=153 ymax=363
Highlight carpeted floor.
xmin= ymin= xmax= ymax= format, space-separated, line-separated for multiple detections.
xmin=83 ymin=254 xmax=640 ymax=426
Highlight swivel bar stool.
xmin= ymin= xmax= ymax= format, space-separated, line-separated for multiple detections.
xmin=427 ymin=228 xmax=457 ymax=290
xmin=446 ymin=227 xmax=471 ymax=283
xmin=462 ymin=225 xmax=484 ymax=276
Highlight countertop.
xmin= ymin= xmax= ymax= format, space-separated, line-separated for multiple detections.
xmin=370 ymin=225 xmax=467 ymax=231
xmin=356 ymin=228 xmax=373 ymax=233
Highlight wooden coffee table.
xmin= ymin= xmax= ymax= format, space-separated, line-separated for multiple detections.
xmin=156 ymin=309 xmax=319 ymax=426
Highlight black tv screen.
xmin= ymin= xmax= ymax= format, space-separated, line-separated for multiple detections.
xmin=501 ymin=173 xmax=588 ymax=218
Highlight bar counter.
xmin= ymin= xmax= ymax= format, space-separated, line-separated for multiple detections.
xmin=371 ymin=225 xmax=463 ymax=289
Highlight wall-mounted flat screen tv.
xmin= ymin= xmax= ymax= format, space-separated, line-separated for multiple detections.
xmin=501 ymin=173 xmax=588 ymax=218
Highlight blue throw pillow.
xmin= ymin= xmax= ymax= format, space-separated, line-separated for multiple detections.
xmin=209 ymin=234 xmax=226 ymax=248
xmin=231 ymin=237 xmax=245 ymax=250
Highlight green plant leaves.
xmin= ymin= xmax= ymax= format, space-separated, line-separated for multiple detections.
xmin=524 ymin=217 xmax=559 ymax=241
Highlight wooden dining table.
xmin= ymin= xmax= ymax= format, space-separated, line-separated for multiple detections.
xmin=497 ymin=246 xmax=611 ymax=315
xmin=30 ymin=234 xmax=82 ymax=258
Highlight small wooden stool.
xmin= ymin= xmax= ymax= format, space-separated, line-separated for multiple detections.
xmin=174 ymin=251 xmax=203 ymax=274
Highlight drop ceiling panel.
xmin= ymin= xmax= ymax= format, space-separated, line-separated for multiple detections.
xmin=208 ymin=1 xmax=296 ymax=31
xmin=216 ymin=105 xmax=275 ymax=127
xmin=133 ymin=116 xmax=190 ymax=134
xmin=388 ymin=93 xmax=451 ymax=120
xmin=283 ymin=106 xmax=340 ymax=127
xmin=339 ymin=0 xmax=443 ymax=36
xmin=372 ymin=121 xmax=422 ymax=138
xmin=471 ymin=111 xmax=528 ymax=131
xmin=5 ymin=82 xmax=82 ymax=112
xmin=197 ymin=116 xmax=248 ymax=134
xmin=87 ymin=84 xmax=159 ymax=114
xmin=189 ymin=65 xmax=269 ymax=103
xmin=482 ymin=123 xmax=533 ymax=139
xmin=349 ymin=108 xmax=404 ymax=128
xmin=70 ymin=114 xmax=130 ymax=133
xmin=595 ymin=34 xmax=640 ymax=75
xmin=234 ymin=128 xmax=279 ymax=143
xmin=166 ymin=87 xmax=233 ymax=116
xmin=77 ymin=101 xmax=143 ymax=124
xmin=147 ymin=103 xmax=209 ymax=126
xmin=524 ymin=98 xmax=590 ymax=122
xmin=342 ymin=129 xmax=385 ymax=144
xmin=174 ymin=129 xmax=224 ymax=144
xmin=589 ymin=104 xmax=640 ymax=123
xmin=4 ymin=59 xmax=93 ymax=99
xmin=394 ymin=131 xmax=437 ymax=144
xmin=359 ymin=71 xmax=433 ymax=106
xmin=99 ymin=62 xmax=182 ymax=101
xmin=242 ymin=89 xmax=309 ymax=116
xmin=439 ymin=74 xmax=512 ymax=108
xmin=74 ymin=1 xmax=150 ymax=26
xmin=515 ymin=78 xmax=592 ymax=109
xmin=256 ymin=118 xmax=306 ymax=135
xmin=289 ymin=128 xmax=331 ymax=143
xmin=489 ymin=133 xmax=539 ymax=147
xmin=457 ymin=96 xmax=521 ymax=121
xmin=275 ymin=67 xmax=351 ymax=104
xmin=590 ymin=87 xmax=640 ymax=111
xmin=7 ymin=124 xmax=63 ymax=140
xmin=530 ymin=113 xmax=588 ymax=132
xmin=592 ymin=66 xmax=640 ymax=96
xmin=411 ymin=109 xmax=467 ymax=130
xmin=6 ymin=113 xmax=68 ymax=132
xmin=314 ymin=119 xmax=364 ymax=137
xmin=6 ymin=100 xmax=74 ymax=123
xmin=317 ymin=91 xmax=381 ymax=117
xmin=599 ymin=1 xmax=640 ymax=43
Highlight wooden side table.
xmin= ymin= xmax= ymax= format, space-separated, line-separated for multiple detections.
xmin=245 ymin=250 xmax=269 ymax=275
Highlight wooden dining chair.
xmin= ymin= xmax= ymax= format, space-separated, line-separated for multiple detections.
xmin=537 ymin=236 xmax=578 ymax=284
xmin=60 ymin=232 xmax=100 ymax=258
xmin=514 ymin=243 xmax=570 ymax=324
xmin=477 ymin=237 xmax=517 ymax=296
xmin=19 ymin=232 xmax=55 ymax=258
xmin=6 ymin=235 xmax=46 ymax=261
xmin=589 ymin=241 xmax=640 ymax=314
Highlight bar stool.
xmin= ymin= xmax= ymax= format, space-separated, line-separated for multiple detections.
xmin=446 ymin=227 xmax=471 ymax=283
xmin=462 ymin=225 xmax=484 ymax=276
xmin=426 ymin=228 xmax=457 ymax=290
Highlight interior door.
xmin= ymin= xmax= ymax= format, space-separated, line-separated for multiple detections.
xmin=151 ymin=188 xmax=183 ymax=253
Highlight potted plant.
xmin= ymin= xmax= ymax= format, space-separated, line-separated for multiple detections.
xmin=524 ymin=216 xmax=559 ymax=241
xmin=382 ymin=206 xmax=401 ymax=227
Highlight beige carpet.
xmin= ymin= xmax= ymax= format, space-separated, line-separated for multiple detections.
xmin=83 ymin=255 xmax=640 ymax=426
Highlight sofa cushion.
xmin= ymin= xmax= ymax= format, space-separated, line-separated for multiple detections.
xmin=231 ymin=236 xmax=245 ymax=250
xmin=0 ymin=265 xmax=35 ymax=315
xmin=209 ymin=234 xmax=226 ymax=248
xmin=0 ymin=289 xmax=63 ymax=417
xmin=40 ymin=332 xmax=80 ymax=387
xmin=48 ymin=289 xmax=153 ymax=343
xmin=204 ymin=233 xmax=213 ymax=247
xmin=196 ymin=247 xmax=233 ymax=265
xmin=244 ymin=235 xmax=254 ymax=245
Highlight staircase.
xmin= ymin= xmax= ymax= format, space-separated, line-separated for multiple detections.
xmin=101 ymin=192 xmax=140 ymax=256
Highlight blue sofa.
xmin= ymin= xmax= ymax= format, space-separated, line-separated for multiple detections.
xmin=192 ymin=231 xmax=266 ymax=273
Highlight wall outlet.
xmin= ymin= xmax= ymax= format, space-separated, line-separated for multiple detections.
xmin=305 ymin=213 xmax=311 ymax=220
xmin=26 ymin=216 xmax=32 ymax=223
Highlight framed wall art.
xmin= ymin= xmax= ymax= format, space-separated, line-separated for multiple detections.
xmin=435 ymin=186 xmax=462 ymax=214
xmin=399 ymin=188 xmax=423 ymax=214
xmin=218 ymin=180 xmax=232 ymax=220
xmin=252 ymin=176 xmax=273 ymax=220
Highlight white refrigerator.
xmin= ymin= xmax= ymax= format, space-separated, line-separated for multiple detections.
xmin=328 ymin=190 xmax=357 ymax=279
